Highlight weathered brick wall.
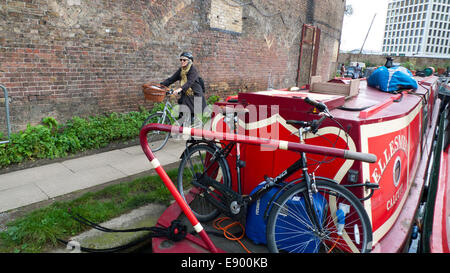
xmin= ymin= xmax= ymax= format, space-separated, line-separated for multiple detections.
xmin=314 ymin=0 xmax=344 ymax=80
xmin=0 ymin=0 xmax=345 ymax=132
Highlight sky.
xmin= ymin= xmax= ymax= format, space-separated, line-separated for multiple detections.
xmin=340 ymin=0 xmax=390 ymax=52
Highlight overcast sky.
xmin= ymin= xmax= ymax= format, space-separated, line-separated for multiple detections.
xmin=340 ymin=0 xmax=390 ymax=52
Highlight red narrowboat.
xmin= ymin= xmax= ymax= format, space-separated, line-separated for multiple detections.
xmin=148 ymin=75 xmax=445 ymax=253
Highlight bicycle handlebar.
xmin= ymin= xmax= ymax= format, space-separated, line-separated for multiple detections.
xmin=287 ymin=114 xmax=327 ymax=134
xmin=344 ymin=150 xmax=378 ymax=163
xmin=310 ymin=115 xmax=327 ymax=134
xmin=304 ymin=96 xmax=328 ymax=112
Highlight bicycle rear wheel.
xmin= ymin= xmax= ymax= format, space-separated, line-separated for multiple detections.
xmin=177 ymin=144 xmax=231 ymax=222
xmin=141 ymin=111 xmax=171 ymax=152
xmin=266 ymin=180 xmax=372 ymax=253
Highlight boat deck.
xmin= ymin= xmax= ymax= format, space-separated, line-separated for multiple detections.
xmin=332 ymin=79 xmax=432 ymax=123
xmin=152 ymin=194 xmax=268 ymax=253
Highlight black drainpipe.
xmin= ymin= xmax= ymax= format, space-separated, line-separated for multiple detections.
xmin=306 ymin=0 xmax=315 ymax=24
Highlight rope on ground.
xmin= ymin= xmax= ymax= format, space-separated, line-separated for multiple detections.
xmin=57 ymin=210 xmax=187 ymax=253
xmin=213 ymin=217 xmax=251 ymax=253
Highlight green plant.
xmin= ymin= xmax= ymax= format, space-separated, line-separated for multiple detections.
xmin=401 ymin=61 xmax=415 ymax=71
xmin=362 ymin=60 xmax=383 ymax=68
xmin=207 ymin=95 xmax=220 ymax=105
xmin=0 ymin=97 xmax=222 ymax=169
xmin=42 ymin=117 xmax=58 ymax=131
xmin=0 ymin=108 xmax=153 ymax=168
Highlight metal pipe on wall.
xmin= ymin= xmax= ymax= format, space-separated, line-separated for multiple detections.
xmin=0 ymin=85 xmax=11 ymax=144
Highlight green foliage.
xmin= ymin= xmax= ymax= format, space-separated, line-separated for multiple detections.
xmin=0 ymin=95 xmax=222 ymax=168
xmin=42 ymin=117 xmax=58 ymax=131
xmin=362 ymin=60 xmax=383 ymax=68
xmin=401 ymin=61 xmax=415 ymax=71
xmin=0 ymin=108 xmax=154 ymax=168
xmin=207 ymin=95 xmax=220 ymax=105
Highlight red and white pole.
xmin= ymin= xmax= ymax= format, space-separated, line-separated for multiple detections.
xmin=140 ymin=124 xmax=219 ymax=253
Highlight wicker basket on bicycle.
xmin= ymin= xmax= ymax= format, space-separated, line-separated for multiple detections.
xmin=142 ymin=82 xmax=168 ymax=102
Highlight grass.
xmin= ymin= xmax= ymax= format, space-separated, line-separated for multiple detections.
xmin=0 ymin=168 xmax=180 ymax=253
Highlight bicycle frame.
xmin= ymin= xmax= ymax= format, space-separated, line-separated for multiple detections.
xmin=140 ymin=123 xmax=377 ymax=253
xmin=221 ymin=111 xmax=244 ymax=194
xmin=184 ymin=110 xmax=245 ymax=194
xmin=156 ymin=90 xmax=186 ymax=126
xmin=242 ymin=126 xmax=326 ymax=233
xmin=161 ymin=97 xmax=204 ymax=128
xmin=161 ymin=99 xmax=176 ymax=124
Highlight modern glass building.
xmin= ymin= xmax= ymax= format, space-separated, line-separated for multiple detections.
xmin=382 ymin=0 xmax=450 ymax=58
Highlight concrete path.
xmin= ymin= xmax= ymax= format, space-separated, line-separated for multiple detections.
xmin=0 ymin=139 xmax=186 ymax=213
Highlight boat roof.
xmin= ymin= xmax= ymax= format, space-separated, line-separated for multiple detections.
xmin=237 ymin=76 xmax=439 ymax=125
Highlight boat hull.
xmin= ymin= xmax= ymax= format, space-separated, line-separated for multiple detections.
xmin=151 ymin=76 xmax=440 ymax=253
xmin=430 ymin=145 xmax=450 ymax=253
xmin=429 ymin=99 xmax=450 ymax=253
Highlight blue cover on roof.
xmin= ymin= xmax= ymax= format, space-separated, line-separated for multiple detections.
xmin=367 ymin=66 xmax=418 ymax=92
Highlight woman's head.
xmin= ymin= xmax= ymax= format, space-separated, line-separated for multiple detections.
xmin=180 ymin=52 xmax=193 ymax=67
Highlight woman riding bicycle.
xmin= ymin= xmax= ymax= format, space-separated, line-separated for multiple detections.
xmin=160 ymin=52 xmax=207 ymax=124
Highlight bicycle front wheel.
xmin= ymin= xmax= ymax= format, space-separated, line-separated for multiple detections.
xmin=267 ymin=180 xmax=372 ymax=253
xmin=177 ymin=144 xmax=231 ymax=222
xmin=141 ymin=111 xmax=171 ymax=152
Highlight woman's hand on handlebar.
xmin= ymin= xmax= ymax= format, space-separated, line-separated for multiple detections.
xmin=167 ymin=88 xmax=180 ymax=95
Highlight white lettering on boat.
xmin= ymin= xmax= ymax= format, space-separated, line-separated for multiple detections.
xmin=371 ymin=134 xmax=408 ymax=184
xmin=386 ymin=183 xmax=404 ymax=211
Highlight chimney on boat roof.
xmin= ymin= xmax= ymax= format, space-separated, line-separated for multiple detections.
xmin=385 ymin=57 xmax=394 ymax=68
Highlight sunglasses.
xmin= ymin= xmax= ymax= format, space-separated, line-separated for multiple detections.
xmin=180 ymin=59 xmax=188 ymax=62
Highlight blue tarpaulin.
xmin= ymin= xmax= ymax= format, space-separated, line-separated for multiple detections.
xmin=367 ymin=66 xmax=418 ymax=92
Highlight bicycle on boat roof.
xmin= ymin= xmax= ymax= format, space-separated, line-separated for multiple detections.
xmin=176 ymin=97 xmax=378 ymax=253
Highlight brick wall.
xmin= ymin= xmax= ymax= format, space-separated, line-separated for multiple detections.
xmin=0 ymin=0 xmax=345 ymax=132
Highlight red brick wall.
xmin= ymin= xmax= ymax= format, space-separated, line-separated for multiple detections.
xmin=0 ymin=0 xmax=345 ymax=132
